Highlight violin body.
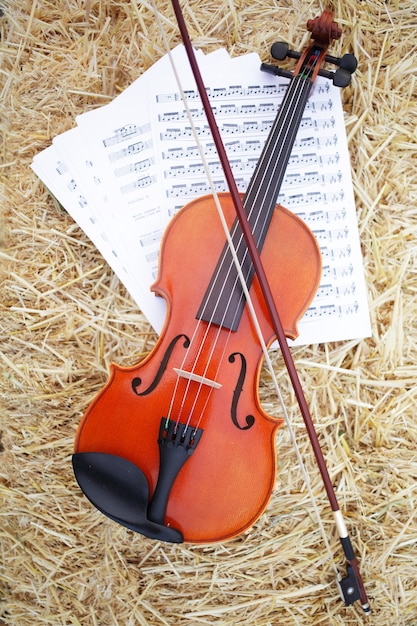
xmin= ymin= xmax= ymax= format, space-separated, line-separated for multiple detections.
xmin=74 ymin=193 xmax=321 ymax=543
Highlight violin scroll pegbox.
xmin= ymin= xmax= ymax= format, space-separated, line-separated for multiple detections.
xmin=261 ymin=10 xmax=357 ymax=88
xmin=306 ymin=11 xmax=341 ymax=43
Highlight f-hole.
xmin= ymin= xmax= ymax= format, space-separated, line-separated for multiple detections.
xmin=131 ymin=334 xmax=190 ymax=396
xmin=228 ymin=351 xmax=255 ymax=430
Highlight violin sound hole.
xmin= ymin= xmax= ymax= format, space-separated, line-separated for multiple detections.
xmin=228 ymin=352 xmax=255 ymax=430
xmin=131 ymin=333 xmax=190 ymax=396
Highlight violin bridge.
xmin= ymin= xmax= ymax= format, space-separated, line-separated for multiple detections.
xmin=173 ymin=367 xmax=222 ymax=389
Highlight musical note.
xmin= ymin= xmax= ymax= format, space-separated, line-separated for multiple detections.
xmin=103 ymin=123 xmax=151 ymax=147
xmin=120 ymin=175 xmax=156 ymax=194
xmin=115 ymin=158 xmax=154 ymax=177
xmin=108 ymin=140 xmax=152 ymax=162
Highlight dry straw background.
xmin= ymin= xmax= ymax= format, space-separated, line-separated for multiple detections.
xmin=1 ymin=0 xmax=417 ymax=624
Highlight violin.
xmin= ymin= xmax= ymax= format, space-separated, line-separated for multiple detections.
xmin=72 ymin=7 xmax=370 ymax=612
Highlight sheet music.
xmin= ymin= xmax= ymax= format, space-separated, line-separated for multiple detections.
xmin=31 ymin=45 xmax=371 ymax=345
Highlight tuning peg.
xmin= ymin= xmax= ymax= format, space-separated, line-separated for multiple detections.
xmin=260 ymin=62 xmax=293 ymax=80
xmin=339 ymin=53 xmax=358 ymax=74
xmin=270 ymin=42 xmax=357 ymax=75
xmin=316 ymin=67 xmax=353 ymax=87
xmin=271 ymin=42 xmax=301 ymax=62
xmin=332 ymin=68 xmax=353 ymax=87
xmin=322 ymin=52 xmax=357 ymax=73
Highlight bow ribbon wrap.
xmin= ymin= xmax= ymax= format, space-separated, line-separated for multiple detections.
xmin=151 ymin=0 xmax=370 ymax=613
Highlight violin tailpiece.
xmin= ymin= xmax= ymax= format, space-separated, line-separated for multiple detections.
xmin=148 ymin=418 xmax=204 ymax=525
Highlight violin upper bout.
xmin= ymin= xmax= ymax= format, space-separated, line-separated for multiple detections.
xmin=151 ymin=193 xmax=321 ymax=343
xmin=262 ymin=203 xmax=322 ymax=341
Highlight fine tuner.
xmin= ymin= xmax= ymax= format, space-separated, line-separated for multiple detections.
xmin=262 ymin=41 xmax=358 ymax=88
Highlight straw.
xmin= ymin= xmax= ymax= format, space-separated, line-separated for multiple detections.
xmin=1 ymin=0 xmax=417 ymax=623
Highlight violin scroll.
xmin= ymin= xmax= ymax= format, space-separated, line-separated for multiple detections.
xmin=306 ymin=10 xmax=341 ymax=44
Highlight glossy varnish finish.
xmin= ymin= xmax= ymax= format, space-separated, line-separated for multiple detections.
xmin=74 ymin=192 xmax=321 ymax=543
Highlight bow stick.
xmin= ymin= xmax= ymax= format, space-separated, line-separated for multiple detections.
xmin=166 ymin=0 xmax=370 ymax=613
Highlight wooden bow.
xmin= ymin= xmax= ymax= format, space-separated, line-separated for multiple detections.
xmin=164 ymin=0 xmax=370 ymax=613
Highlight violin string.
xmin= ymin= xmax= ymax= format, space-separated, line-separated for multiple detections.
xmin=217 ymin=77 xmax=311 ymax=322
xmin=224 ymin=59 xmax=318 ymax=313
xmin=151 ymin=0 xmax=341 ymax=576
xmin=189 ymin=51 xmax=316 ymax=335
xmin=153 ymin=7 xmax=240 ymax=431
xmin=192 ymin=72 xmax=312 ymax=372
xmin=184 ymin=76 xmax=313 ymax=437
xmin=171 ymin=312 xmax=234 ymax=429
xmin=153 ymin=0 xmax=317 ymax=432
xmin=244 ymin=55 xmax=320 ymax=242
xmin=185 ymin=73 xmax=311 ymax=350
xmin=200 ymin=55 xmax=321 ymax=362
xmin=179 ymin=69 xmax=316 ymax=432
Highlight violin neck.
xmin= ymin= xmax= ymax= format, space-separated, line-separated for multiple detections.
xmin=243 ymin=73 xmax=312 ymax=233
xmin=196 ymin=73 xmax=313 ymax=331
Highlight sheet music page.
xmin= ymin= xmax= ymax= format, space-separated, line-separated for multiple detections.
xmin=149 ymin=56 xmax=371 ymax=344
xmin=31 ymin=143 xmax=148 ymax=314
xmin=31 ymin=47 xmax=371 ymax=345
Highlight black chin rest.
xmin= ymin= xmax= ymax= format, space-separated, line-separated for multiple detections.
xmin=72 ymin=452 xmax=183 ymax=543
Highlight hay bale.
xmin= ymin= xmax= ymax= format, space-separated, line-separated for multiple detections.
xmin=1 ymin=0 xmax=416 ymax=623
